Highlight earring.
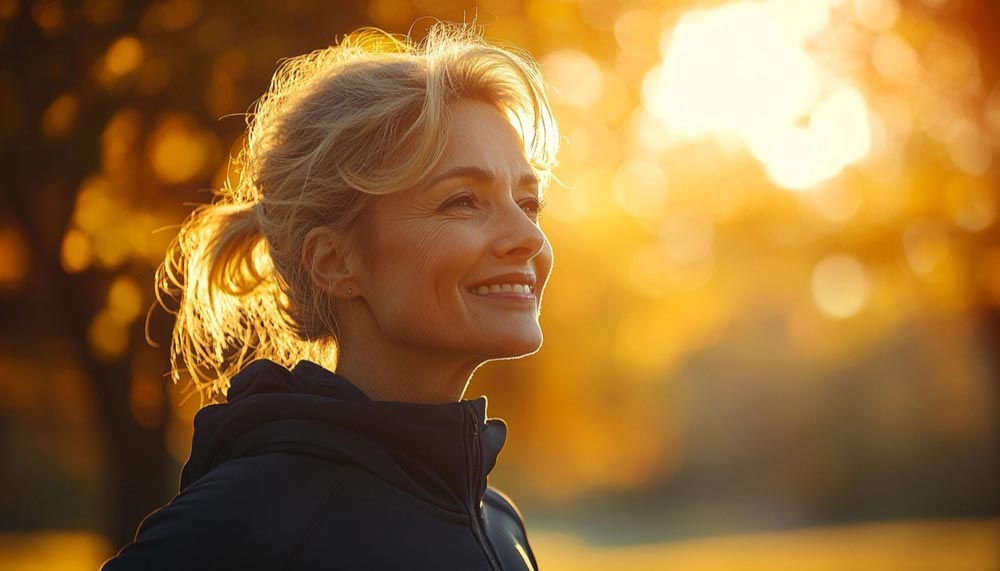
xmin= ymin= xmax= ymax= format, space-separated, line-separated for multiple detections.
xmin=347 ymin=287 xmax=353 ymax=296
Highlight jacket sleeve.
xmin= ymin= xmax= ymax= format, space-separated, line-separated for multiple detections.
xmin=100 ymin=454 xmax=327 ymax=571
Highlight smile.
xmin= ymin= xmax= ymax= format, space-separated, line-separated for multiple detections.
xmin=468 ymin=284 xmax=534 ymax=295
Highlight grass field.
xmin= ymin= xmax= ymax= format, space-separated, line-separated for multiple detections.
xmin=1 ymin=518 xmax=996 ymax=570
xmin=530 ymin=518 xmax=1000 ymax=571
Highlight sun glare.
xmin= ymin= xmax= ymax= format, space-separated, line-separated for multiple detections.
xmin=645 ymin=0 xmax=874 ymax=190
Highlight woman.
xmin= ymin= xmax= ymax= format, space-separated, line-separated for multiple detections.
xmin=101 ymin=22 xmax=557 ymax=571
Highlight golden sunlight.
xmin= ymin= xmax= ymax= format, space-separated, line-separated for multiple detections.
xmin=5 ymin=4 xmax=999 ymax=569
xmin=646 ymin=0 xmax=876 ymax=190
xmin=542 ymin=49 xmax=604 ymax=110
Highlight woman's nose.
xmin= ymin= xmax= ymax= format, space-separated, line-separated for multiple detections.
xmin=492 ymin=199 xmax=546 ymax=261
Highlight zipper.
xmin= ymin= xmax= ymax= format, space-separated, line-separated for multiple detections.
xmin=465 ymin=402 xmax=501 ymax=571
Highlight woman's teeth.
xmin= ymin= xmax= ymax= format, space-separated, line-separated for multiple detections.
xmin=469 ymin=284 xmax=533 ymax=295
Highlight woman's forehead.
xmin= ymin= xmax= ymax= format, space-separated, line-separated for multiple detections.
xmin=432 ymin=100 xmax=534 ymax=179
xmin=420 ymin=165 xmax=539 ymax=193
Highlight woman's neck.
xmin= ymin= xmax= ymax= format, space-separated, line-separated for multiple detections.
xmin=333 ymin=332 xmax=485 ymax=404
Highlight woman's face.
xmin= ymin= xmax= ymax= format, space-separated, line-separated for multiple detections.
xmin=355 ymin=99 xmax=553 ymax=362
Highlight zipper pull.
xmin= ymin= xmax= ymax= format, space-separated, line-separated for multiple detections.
xmin=467 ymin=401 xmax=480 ymax=437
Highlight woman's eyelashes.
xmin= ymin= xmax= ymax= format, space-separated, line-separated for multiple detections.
xmin=444 ymin=192 xmax=478 ymax=210
xmin=442 ymin=192 xmax=546 ymax=220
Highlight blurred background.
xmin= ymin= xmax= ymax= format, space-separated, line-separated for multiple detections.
xmin=1 ymin=0 xmax=998 ymax=569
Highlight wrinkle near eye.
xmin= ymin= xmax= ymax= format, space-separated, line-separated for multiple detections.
xmin=404 ymin=222 xmax=454 ymax=265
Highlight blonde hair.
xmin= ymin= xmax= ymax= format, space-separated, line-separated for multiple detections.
xmin=155 ymin=22 xmax=559 ymax=405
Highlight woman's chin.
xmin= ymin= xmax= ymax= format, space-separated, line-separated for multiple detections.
xmin=485 ymin=332 xmax=544 ymax=360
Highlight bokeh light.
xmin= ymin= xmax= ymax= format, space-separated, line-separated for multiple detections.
xmin=811 ymin=253 xmax=871 ymax=318
xmin=60 ymin=228 xmax=93 ymax=274
xmin=645 ymin=0 xmax=884 ymax=191
xmin=40 ymin=93 xmax=79 ymax=140
xmin=0 ymin=223 xmax=29 ymax=293
xmin=147 ymin=114 xmax=218 ymax=185
xmin=87 ymin=309 xmax=129 ymax=362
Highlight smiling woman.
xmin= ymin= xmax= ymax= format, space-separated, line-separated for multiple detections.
xmin=101 ymin=22 xmax=558 ymax=571
xmin=306 ymin=99 xmax=553 ymax=404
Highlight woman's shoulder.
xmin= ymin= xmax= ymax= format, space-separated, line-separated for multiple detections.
xmin=100 ymin=453 xmax=351 ymax=571
xmin=484 ymin=485 xmax=528 ymax=526
xmin=483 ymin=486 xmax=540 ymax=571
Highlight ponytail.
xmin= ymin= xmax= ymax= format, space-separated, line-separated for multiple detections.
xmin=155 ymin=196 xmax=336 ymax=405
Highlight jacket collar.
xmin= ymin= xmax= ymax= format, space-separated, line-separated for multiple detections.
xmin=180 ymin=359 xmax=507 ymax=511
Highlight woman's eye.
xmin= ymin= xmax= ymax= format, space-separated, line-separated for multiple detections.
xmin=444 ymin=193 xmax=477 ymax=209
xmin=521 ymin=197 xmax=546 ymax=219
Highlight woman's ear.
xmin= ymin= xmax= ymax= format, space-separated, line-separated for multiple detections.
xmin=302 ymin=226 xmax=359 ymax=299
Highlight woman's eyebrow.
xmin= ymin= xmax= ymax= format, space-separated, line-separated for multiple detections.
xmin=423 ymin=165 xmax=539 ymax=191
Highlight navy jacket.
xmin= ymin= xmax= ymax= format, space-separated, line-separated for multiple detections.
xmin=101 ymin=359 xmax=539 ymax=570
